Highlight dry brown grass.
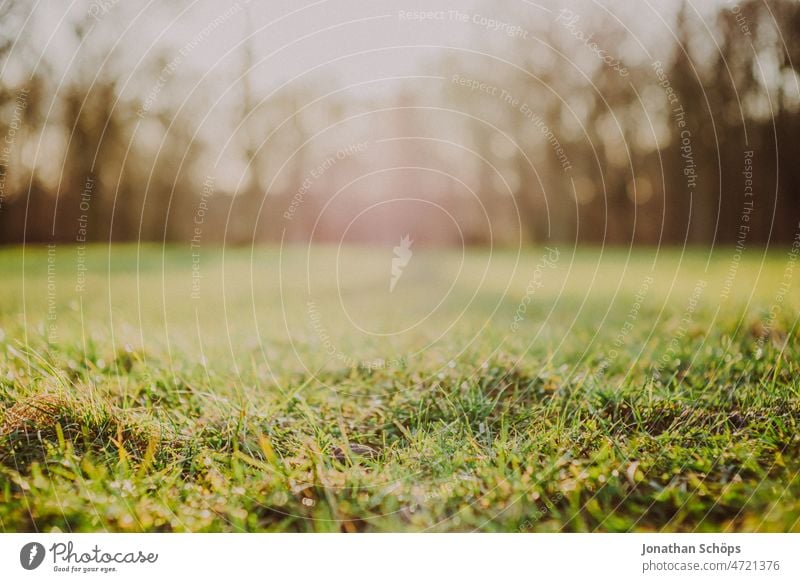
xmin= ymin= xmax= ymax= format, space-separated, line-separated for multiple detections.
xmin=0 ymin=393 xmax=72 ymax=436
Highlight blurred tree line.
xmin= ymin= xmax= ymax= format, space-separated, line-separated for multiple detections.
xmin=0 ymin=0 xmax=797 ymax=247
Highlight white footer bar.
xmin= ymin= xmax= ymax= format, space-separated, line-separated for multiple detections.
xmin=1 ymin=534 xmax=796 ymax=581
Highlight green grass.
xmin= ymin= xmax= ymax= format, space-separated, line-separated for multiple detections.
xmin=0 ymin=244 xmax=798 ymax=532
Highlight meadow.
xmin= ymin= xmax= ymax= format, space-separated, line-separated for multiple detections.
xmin=0 ymin=244 xmax=798 ymax=532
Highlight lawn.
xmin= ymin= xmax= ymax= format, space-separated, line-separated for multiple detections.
xmin=0 ymin=244 xmax=798 ymax=532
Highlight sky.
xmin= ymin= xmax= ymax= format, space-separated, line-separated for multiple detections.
xmin=0 ymin=0 xmax=757 ymax=195
xmin=6 ymin=0 xmax=731 ymax=95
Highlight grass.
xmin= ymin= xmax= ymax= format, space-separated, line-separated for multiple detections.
xmin=0 ymin=243 xmax=798 ymax=532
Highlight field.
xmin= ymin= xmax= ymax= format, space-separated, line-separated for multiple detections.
xmin=0 ymin=244 xmax=798 ymax=532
